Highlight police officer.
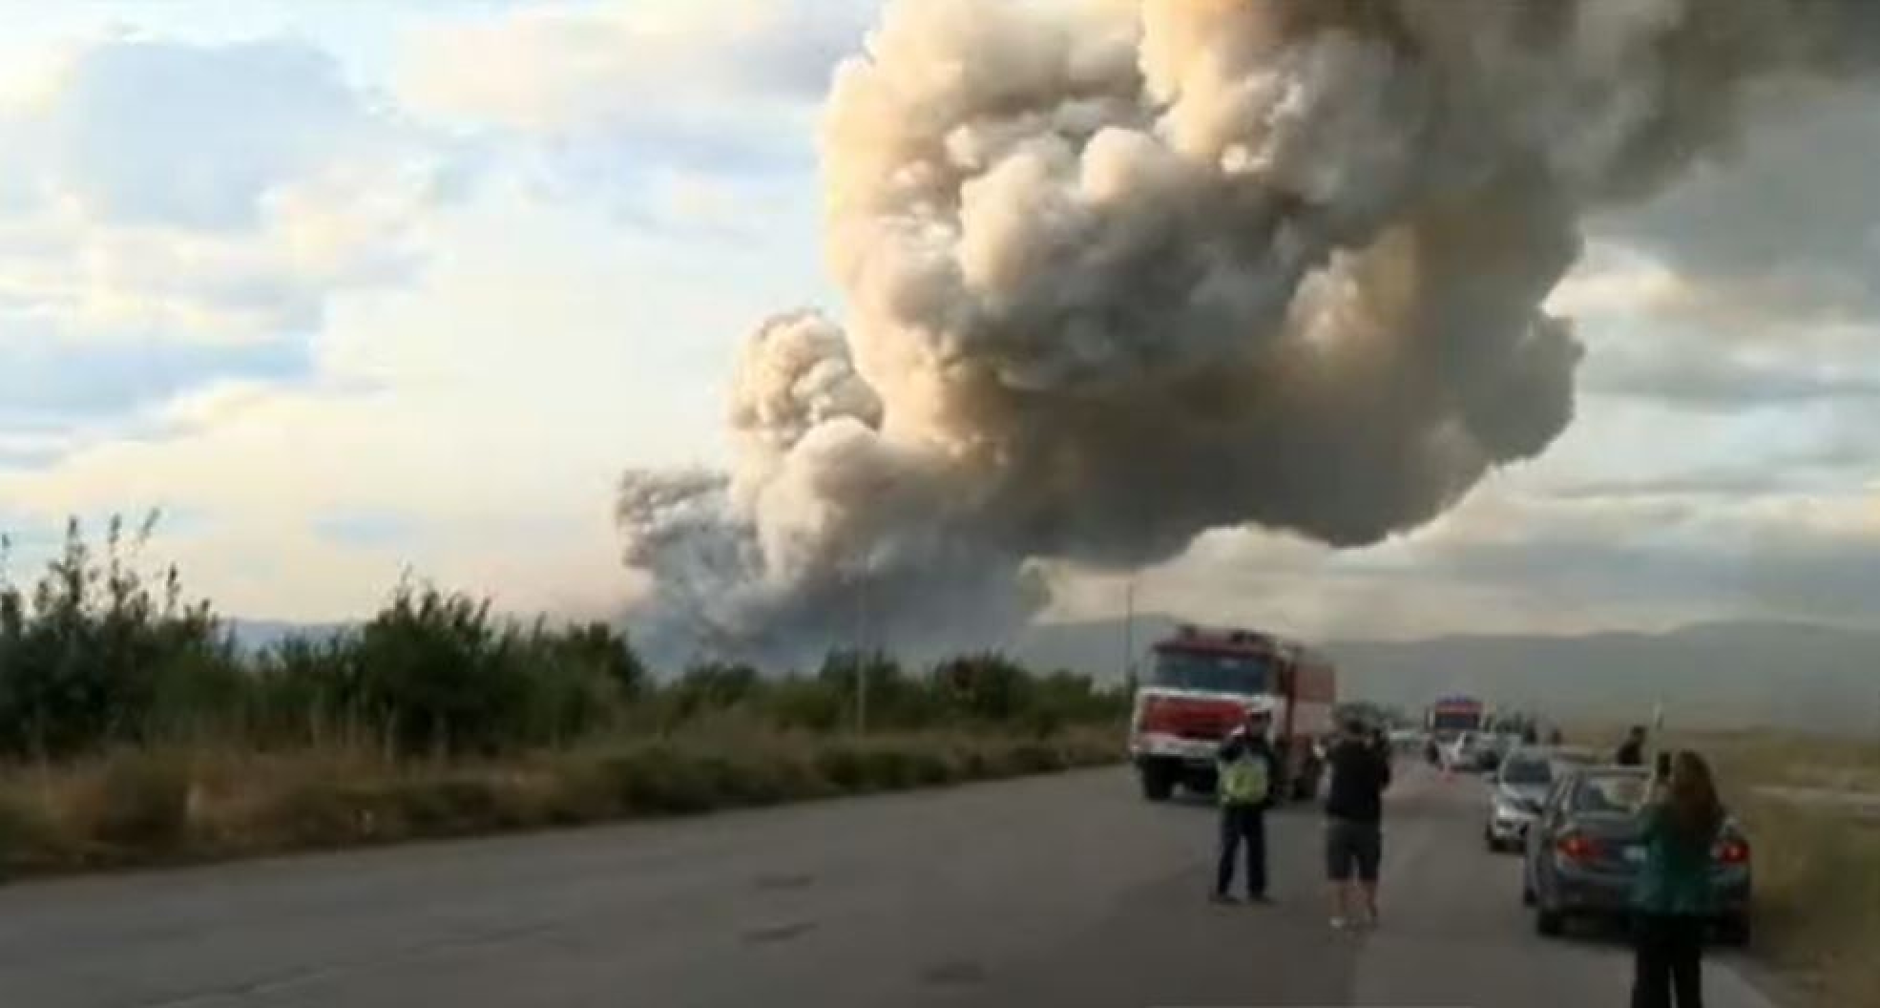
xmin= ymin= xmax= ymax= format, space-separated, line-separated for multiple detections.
xmin=1213 ymin=705 xmax=1281 ymax=904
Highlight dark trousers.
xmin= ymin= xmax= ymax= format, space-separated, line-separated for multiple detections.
xmin=1632 ymin=913 xmax=1705 ymax=1008
xmin=1214 ymin=804 xmax=1267 ymax=897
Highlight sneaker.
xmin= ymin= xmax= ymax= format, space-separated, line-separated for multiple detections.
xmin=1246 ymin=893 xmax=1273 ymax=904
xmin=1210 ymin=892 xmax=1242 ymax=905
xmin=1330 ymin=916 xmax=1348 ymax=930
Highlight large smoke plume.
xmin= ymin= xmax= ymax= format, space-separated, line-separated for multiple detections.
xmin=619 ymin=0 xmax=1878 ymax=666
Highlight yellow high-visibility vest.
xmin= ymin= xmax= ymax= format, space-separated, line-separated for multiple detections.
xmin=1218 ymin=751 xmax=1269 ymax=805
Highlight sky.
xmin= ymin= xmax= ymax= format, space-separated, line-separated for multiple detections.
xmin=1 ymin=0 xmax=1877 ymax=642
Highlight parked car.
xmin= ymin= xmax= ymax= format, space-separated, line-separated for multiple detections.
xmin=1523 ymin=766 xmax=1752 ymax=945
xmin=1474 ymin=731 xmax=1522 ymax=772
xmin=1388 ymin=727 xmax=1427 ymax=755
xmin=1484 ymin=746 xmax=1596 ymax=852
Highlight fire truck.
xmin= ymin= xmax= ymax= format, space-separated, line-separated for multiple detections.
xmin=1127 ymin=624 xmax=1337 ymax=802
xmin=1423 ymin=695 xmax=1488 ymax=765
xmin=1425 ymin=696 xmax=1486 ymax=740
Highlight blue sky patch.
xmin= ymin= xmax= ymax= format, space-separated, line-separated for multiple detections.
xmin=313 ymin=510 xmax=421 ymax=550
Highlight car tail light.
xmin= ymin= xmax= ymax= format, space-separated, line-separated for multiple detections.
xmin=1715 ymin=838 xmax=1750 ymax=865
xmin=1555 ymin=832 xmax=1599 ymax=862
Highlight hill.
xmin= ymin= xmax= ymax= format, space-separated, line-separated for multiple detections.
xmin=1006 ymin=616 xmax=1880 ymax=735
xmin=227 ymin=620 xmax=350 ymax=653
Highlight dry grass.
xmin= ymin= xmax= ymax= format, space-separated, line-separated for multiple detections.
xmin=1670 ymin=731 xmax=1880 ymax=1006
xmin=0 ymin=726 xmax=1122 ymax=880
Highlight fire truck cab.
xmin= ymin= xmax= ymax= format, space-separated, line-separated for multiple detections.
xmin=1127 ymin=624 xmax=1337 ymax=803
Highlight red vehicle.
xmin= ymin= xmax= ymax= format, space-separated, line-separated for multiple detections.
xmin=1127 ymin=624 xmax=1337 ymax=802
xmin=1426 ymin=696 xmax=1486 ymax=742
xmin=1425 ymin=695 xmax=1487 ymax=764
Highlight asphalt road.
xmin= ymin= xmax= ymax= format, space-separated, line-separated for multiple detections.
xmin=0 ymin=763 xmax=1783 ymax=1008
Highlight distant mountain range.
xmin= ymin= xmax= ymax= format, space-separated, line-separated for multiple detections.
xmin=229 ymin=613 xmax=1879 ymax=735
xmin=228 ymin=620 xmax=349 ymax=653
xmin=1005 ymin=615 xmax=1880 ymax=736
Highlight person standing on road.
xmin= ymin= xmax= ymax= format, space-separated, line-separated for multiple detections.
xmin=1630 ymin=750 xmax=1725 ymax=1008
xmin=1324 ymin=718 xmax=1392 ymax=929
xmin=1616 ymin=726 xmax=1648 ymax=767
xmin=1212 ymin=706 xmax=1280 ymax=905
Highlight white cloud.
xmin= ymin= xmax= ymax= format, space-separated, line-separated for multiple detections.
xmin=397 ymin=0 xmax=877 ymax=136
xmin=1049 ymin=476 xmax=1880 ymax=644
xmin=0 ymin=184 xmax=829 ymax=619
xmin=391 ymin=0 xmax=877 ymax=231
xmin=0 ymin=35 xmax=450 ymax=348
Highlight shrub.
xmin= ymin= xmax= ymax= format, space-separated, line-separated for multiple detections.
xmin=903 ymin=745 xmax=958 ymax=787
xmin=600 ymin=745 xmax=724 ymax=815
xmin=1007 ymin=739 xmax=1065 ymax=775
xmin=265 ymin=778 xmax=378 ymax=848
xmin=933 ymin=653 xmax=1034 ymax=724
xmin=813 ymin=742 xmax=874 ymax=793
xmin=382 ymin=776 xmax=506 ymax=835
xmin=341 ymin=582 xmax=532 ymax=755
xmin=553 ymin=622 xmax=647 ymax=700
xmin=85 ymin=754 xmax=192 ymax=854
xmin=667 ymin=662 xmax=761 ymax=723
xmin=762 ymin=676 xmax=847 ymax=732
xmin=0 ymin=791 xmax=64 ymax=872
xmin=0 ymin=516 xmax=233 ymax=756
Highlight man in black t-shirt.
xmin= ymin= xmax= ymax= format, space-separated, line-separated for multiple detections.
xmin=1324 ymin=719 xmax=1392 ymax=929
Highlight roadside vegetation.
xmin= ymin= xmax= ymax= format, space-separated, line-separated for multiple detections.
xmin=1665 ymin=729 xmax=1880 ymax=1006
xmin=0 ymin=516 xmax=1127 ymax=877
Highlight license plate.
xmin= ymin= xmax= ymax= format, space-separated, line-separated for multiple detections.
xmin=1623 ymin=845 xmax=1646 ymax=864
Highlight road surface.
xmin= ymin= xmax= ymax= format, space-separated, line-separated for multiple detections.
xmin=0 ymin=764 xmax=1783 ymax=1007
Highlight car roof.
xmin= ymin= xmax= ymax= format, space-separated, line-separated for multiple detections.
xmin=1510 ymin=745 xmax=1593 ymax=761
xmin=1559 ymin=764 xmax=1649 ymax=781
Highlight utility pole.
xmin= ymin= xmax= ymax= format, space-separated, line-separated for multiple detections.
xmin=855 ymin=568 xmax=870 ymax=736
xmin=1122 ymin=575 xmax=1138 ymax=690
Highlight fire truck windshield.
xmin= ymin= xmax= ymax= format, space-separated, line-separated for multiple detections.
xmin=1430 ymin=708 xmax=1482 ymax=732
xmin=1149 ymin=649 xmax=1271 ymax=695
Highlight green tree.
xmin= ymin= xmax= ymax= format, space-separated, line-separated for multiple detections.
xmin=0 ymin=515 xmax=233 ymax=756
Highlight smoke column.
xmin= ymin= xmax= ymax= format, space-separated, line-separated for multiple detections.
xmin=619 ymin=0 xmax=1878 ymax=667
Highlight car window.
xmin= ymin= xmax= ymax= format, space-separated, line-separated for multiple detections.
xmin=1549 ymin=749 xmax=1595 ymax=769
xmin=1500 ymin=757 xmax=1550 ymax=785
xmin=1571 ymin=776 xmax=1646 ymax=813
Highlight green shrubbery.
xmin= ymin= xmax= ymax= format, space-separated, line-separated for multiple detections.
xmin=0 ymin=517 xmax=230 ymax=756
xmin=0 ymin=516 xmax=1129 ymax=876
xmin=2 ymin=516 xmax=1127 ymax=761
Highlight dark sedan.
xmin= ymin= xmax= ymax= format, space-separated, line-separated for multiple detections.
xmin=1522 ymin=766 xmax=1752 ymax=945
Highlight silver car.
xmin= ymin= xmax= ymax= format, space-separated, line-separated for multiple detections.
xmin=1484 ymin=746 xmax=1593 ymax=852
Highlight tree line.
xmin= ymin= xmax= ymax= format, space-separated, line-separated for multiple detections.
xmin=0 ymin=516 xmax=1127 ymax=760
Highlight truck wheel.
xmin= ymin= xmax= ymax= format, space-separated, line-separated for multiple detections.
xmin=1535 ymin=905 xmax=1564 ymax=937
xmin=1716 ymin=915 xmax=1751 ymax=948
xmin=1139 ymin=765 xmax=1175 ymax=802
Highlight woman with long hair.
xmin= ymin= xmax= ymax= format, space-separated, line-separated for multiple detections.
xmin=1631 ymin=750 xmax=1726 ymax=1008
